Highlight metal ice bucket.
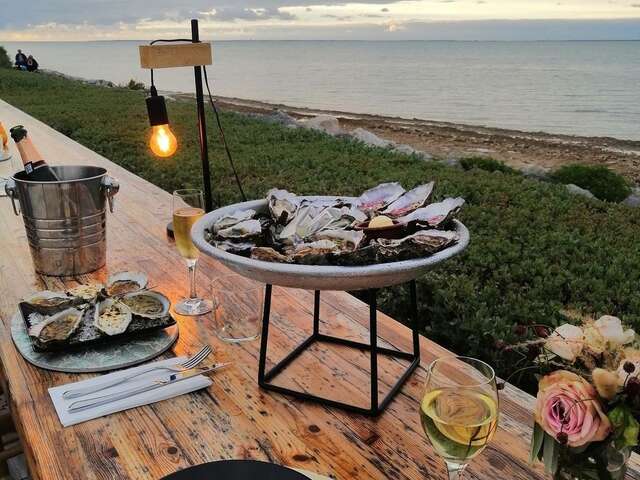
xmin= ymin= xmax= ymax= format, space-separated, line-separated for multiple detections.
xmin=5 ymin=166 xmax=119 ymax=276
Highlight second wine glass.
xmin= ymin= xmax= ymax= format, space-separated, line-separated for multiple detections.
xmin=172 ymin=189 xmax=213 ymax=316
xmin=420 ymin=356 xmax=499 ymax=480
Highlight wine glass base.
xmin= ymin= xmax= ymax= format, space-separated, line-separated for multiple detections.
xmin=174 ymin=298 xmax=213 ymax=316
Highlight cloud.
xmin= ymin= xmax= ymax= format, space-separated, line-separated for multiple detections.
xmin=206 ymin=6 xmax=296 ymax=21
xmin=0 ymin=0 xmax=402 ymax=28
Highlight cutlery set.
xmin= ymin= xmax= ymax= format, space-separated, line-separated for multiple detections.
xmin=63 ymin=345 xmax=227 ymax=413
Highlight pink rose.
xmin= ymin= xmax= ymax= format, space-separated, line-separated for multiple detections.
xmin=535 ymin=370 xmax=611 ymax=447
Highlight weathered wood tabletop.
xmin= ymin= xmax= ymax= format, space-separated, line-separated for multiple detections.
xmin=0 ymin=98 xmax=637 ymax=480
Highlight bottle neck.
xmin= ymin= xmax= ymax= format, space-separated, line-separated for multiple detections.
xmin=15 ymin=135 xmax=45 ymax=167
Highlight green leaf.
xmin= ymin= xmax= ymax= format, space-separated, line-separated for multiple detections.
xmin=608 ymin=405 xmax=639 ymax=449
xmin=530 ymin=422 xmax=545 ymax=464
xmin=542 ymin=432 xmax=559 ymax=475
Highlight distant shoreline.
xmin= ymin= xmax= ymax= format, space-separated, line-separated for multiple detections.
xmin=43 ymin=68 xmax=640 ymax=185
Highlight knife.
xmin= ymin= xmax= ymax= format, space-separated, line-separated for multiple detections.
xmin=66 ymin=363 xmax=231 ymax=413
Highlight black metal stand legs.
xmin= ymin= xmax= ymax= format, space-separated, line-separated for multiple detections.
xmin=257 ymin=281 xmax=421 ymax=416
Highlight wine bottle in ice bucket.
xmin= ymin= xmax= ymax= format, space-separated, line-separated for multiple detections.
xmin=10 ymin=125 xmax=59 ymax=181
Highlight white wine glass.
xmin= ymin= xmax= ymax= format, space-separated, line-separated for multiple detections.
xmin=420 ymin=356 xmax=499 ymax=480
xmin=172 ymin=189 xmax=213 ymax=316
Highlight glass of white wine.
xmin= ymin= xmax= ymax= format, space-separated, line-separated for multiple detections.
xmin=420 ymin=356 xmax=499 ymax=480
xmin=172 ymin=189 xmax=213 ymax=316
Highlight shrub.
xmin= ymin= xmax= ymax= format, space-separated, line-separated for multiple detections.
xmin=126 ymin=79 xmax=145 ymax=90
xmin=0 ymin=46 xmax=11 ymax=69
xmin=460 ymin=156 xmax=518 ymax=175
xmin=1 ymin=68 xmax=639 ymax=394
xmin=551 ymin=164 xmax=631 ymax=203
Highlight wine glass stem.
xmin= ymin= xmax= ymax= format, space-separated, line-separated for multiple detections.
xmin=445 ymin=462 xmax=467 ymax=480
xmin=186 ymin=259 xmax=198 ymax=299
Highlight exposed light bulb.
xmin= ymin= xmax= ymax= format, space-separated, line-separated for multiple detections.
xmin=149 ymin=124 xmax=178 ymax=157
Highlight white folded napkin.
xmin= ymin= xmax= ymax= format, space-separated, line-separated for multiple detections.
xmin=49 ymin=357 xmax=212 ymax=427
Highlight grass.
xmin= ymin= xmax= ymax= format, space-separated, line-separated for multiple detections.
xmin=1 ymin=68 xmax=639 ymax=389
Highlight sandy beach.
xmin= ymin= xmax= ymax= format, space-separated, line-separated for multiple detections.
xmin=212 ymin=95 xmax=640 ymax=185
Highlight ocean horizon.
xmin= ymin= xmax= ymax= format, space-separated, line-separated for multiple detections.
xmin=3 ymin=40 xmax=639 ymax=140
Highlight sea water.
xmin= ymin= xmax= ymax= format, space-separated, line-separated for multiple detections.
xmin=2 ymin=40 xmax=639 ymax=140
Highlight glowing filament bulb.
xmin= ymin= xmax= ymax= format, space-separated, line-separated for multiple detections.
xmin=149 ymin=124 xmax=178 ymax=157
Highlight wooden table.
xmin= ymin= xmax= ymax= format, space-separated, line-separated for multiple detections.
xmin=0 ymin=98 xmax=637 ymax=480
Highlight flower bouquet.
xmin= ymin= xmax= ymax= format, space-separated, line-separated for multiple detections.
xmin=520 ymin=315 xmax=639 ymax=479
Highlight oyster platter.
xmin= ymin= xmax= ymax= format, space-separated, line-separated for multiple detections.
xmin=204 ymin=181 xmax=465 ymax=267
xmin=19 ymin=271 xmax=176 ymax=352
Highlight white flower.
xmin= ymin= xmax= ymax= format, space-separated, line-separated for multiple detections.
xmin=584 ymin=315 xmax=635 ymax=353
xmin=615 ymin=349 xmax=640 ymax=386
xmin=545 ymin=323 xmax=584 ymax=362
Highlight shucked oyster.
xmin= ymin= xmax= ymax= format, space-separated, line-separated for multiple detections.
xmin=122 ymin=291 xmax=170 ymax=319
xmin=376 ymin=230 xmax=459 ymax=260
xmin=397 ymin=197 xmax=465 ymax=228
xmin=212 ymin=209 xmax=256 ymax=233
xmin=67 ymin=283 xmax=104 ymax=302
xmin=28 ymin=307 xmax=83 ymax=344
xmin=356 ymin=182 xmax=405 ymax=214
xmin=217 ymin=219 xmax=263 ymax=240
xmin=267 ymin=189 xmax=299 ymax=224
xmin=23 ymin=291 xmax=78 ymax=315
xmin=382 ymin=182 xmax=434 ymax=218
xmin=107 ymin=271 xmax=148 ymax=297
xmin=94 ymin=298 xmax=133 ymax=336
xmin=312 ymin=229 xmax=365 ymax=251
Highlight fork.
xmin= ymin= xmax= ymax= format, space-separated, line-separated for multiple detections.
xmin=61 ymin=345 xmax=212 ymax=399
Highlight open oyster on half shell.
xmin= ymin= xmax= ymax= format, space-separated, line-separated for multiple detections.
xmin=67 ymin=283 xmax=105 ymax=302
xmin=94 ymin=298 xmax=133 ymax=335
xmin=106 ymin=271 xmax=148 ymax=297
xmin=376 ymin=230 xmax=459 ymax=260
xmin=23 ymin=291 xmax=79 ymax=315
xmin=122 ymin=291 xmax=170 ymax=319
xmin=28 ymin=307 xmax=84 ymax=344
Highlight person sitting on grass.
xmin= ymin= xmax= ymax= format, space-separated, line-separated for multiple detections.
xmin=26 ymin=55 xmax=38 ymax=72
xmin=14 ymin=49 xmax=27 ymax=70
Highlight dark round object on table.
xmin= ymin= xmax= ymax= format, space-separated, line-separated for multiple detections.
xmin=161 ymin=460 xmax=310 ymax=480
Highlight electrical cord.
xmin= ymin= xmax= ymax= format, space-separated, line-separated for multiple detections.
xmin=203 ymin=65 xmax=247 ymax=202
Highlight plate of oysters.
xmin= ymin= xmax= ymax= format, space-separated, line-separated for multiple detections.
xmin=20 ymin=271 xmax=176 ymax=352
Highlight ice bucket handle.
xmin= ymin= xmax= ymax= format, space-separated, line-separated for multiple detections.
xmin=101 ymin=176 xmax=119 ymax=213
xmin=4 ymin=178 xmax=20 ymax=216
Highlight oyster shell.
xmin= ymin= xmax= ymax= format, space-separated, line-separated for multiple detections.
xmin=23 ymin=291 xmax=78 ymax=315
xmin=214 ymin=240 xmax=256 ymax=254
xmin=397 ymin=197 xmax=465 ymax=228
xmin=212 ymin=209 xmax=256 ymax=233
xmin=267 ymin=188 xmax=299 ymax=224
xmin=94 ymin=298 xmax=133 ymax=336
xmin=376 ymin=230 xmax=459 ymax=260
xmin=312 ymin=229 xmax=365 ymax=251
xmin=356 ymin=182 xmax=405 ymax=214
xmin=251 ymin=247 xmax=290 ymax=263
xmin=122 ymin=291 xmax=170 ymax=319
xmin=279 ymin=204 xmax=366 ymax=244
xmin=217 ymin=219 xmax=263 ymax=241
xmin=67 ymin=283 xmax=104 ymax=302
xmin=382 ymin=182 xmax=434 ymax=217
xmin=106 ymin=271 xmax=148 ymax=297
xmin=28 ymin=307 xmax=83 ymax=344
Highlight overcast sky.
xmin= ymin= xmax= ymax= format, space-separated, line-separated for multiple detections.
xmin=0 ymin=0 xmax=639 ymax=41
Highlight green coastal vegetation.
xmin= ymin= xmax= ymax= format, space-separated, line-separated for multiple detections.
xmin=1 ymin=66 xmax=639 ymax=389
